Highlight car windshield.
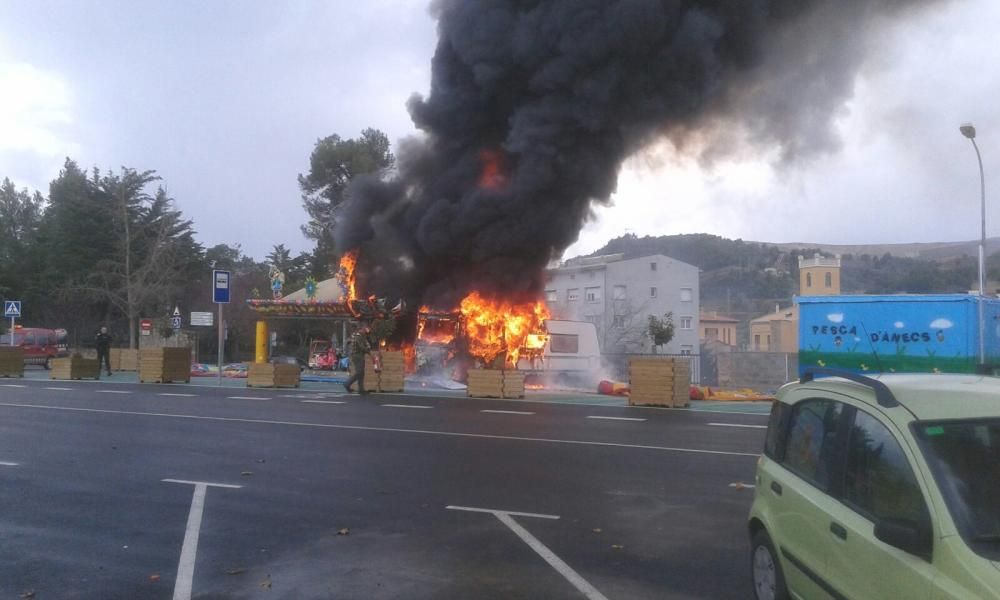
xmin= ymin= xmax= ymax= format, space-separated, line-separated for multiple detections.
xmin=915 ymin=419 xmax=1000 ymax=560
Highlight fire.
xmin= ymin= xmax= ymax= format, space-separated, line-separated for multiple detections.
xmin=458 ymin=291 xmax=549 ymax=367
xmin=336 ymin=250 xmax=359 ymax=302
xmin=477 ymin=149 xmax=507 ymax=190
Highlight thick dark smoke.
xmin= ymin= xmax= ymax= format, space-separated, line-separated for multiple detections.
xmin=336 ymin=0 xmax=936 ymax=309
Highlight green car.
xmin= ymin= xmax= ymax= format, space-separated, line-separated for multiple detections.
xmin=748 ymin=368 xmax=1000 ymax=600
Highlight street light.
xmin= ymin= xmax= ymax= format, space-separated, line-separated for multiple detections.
xmin=960 ymin=123 xmax=987 ymax=368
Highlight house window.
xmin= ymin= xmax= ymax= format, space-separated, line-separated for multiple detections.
xmin=584 ymin=287 xmax=601 ymax=303
xmin=650 ymin=262 xmax=657 ymax=271
xmin=705 ymin=327 xmax=719 ymax=341
xmin=806 ymin=272 xmax=813 ymax=287
xmin=570 ymin=273 xmax=575 ymax=280
xmin=825 ymin=272 xmax=832 ymax=287
xmin=680 ymin=288 xmax=693 ymax=302
xmin=650 ymin=287 xmax=657 ymax=298
xmin=567 ymin=288 xmax=580 ymax=302
xmin=612 ymin=285 xmax=626 ymax=300
xmin=612 ymin=315 xmax=626 ymax=328
xmin=545 ymin=290 xmax=557 ymax=302
xmin=754 ymin=334 xmax=761 ymax=349
xmin=680 ymin=345 xmax=693 ymax=355
xmin=680 ymin=316 xmax=693 ymax=330
xmin=588 ymin=271 xmax=596 ymax=280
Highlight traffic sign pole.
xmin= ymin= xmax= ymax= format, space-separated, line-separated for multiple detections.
xmin=217 ymin=303 xmax=223 ymax=387
xmin=8 ymin=316 xmax=13 ymax=347
xmin=212 ymin=270 xmax=231 ymax=387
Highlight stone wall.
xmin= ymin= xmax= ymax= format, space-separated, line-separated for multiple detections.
xmin=716 ymin=352 xmax=798 ymax=392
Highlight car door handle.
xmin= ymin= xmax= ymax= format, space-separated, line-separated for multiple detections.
xmin=830 ymin=522 xmax=847 ymax=540
xmin=770 ymin=481 xmax=782 ymax=496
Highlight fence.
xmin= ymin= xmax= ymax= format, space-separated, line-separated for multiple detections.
xmin=715 ymin=352 xmax=798 ymax=393
xmin=602 ymin=353 xmax=700 ymax=385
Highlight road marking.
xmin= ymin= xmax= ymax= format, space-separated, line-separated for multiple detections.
xmin=159 ymin=393 xmax=197 ymax=398
xmin=44 ymin=387 xmax=72 ymax=391
xmin=0 ymin=384 xmax=26 ymax=388
xmin=163 ymin=479 xmax=242 ymax=600
xmin=0 ymin=461 xmax=18 ymax=466
xmin=729 ymin=482 xmax=757 ymax=489
xmin=0 ymin=402 xmax=762 ymax=457
xmin=97 ymin=390 xmax=132 ymax=394
xmin=709 ymin=422 xmax=767 ymax=429
xmin=447 ymin=505 xmax=607 ymax=600
xmin=481 ymin=409 xmax=535 ymax=415
xmin=381 ymin=403 xmax=433 ymax=409
xmin=586 ymin=415 xmax=646 ymax=422
xmin=447 ymin=505 xmax=559 ymax=520
xmin=226 ymin=396 xmax=270 ymax=401
xmin=301 ymin=400 xmax=346 ymax=405
xmin=162 ymin=478 xmax=243 ymax=489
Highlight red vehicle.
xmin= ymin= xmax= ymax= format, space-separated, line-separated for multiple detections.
xmin=307 ymin=339 xmax=341 ymax=370
xmin=0 ymin=326 xmax=69 ymax=368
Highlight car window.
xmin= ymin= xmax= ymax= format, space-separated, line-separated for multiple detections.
xmin=764 ymin=401 xmax=790 ymax=458
xmin=844 ymin=410 xmax=926 ymax=523
xmin=23 ymin=334 xmax=36 ymax=345
xmin=782 ymin=398 xmax=843 ymax=489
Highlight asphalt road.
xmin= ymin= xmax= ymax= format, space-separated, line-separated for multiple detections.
xmin=0 ymin=379 xmax=767 ymax=599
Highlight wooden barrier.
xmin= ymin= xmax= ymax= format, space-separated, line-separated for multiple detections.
xmin=50 ymin=356 xmax=101 ymax=380
xmin=247 ymin=363 xmax=300 ymax=388
xmin=628 ymin=356 xmax=690 ymax=407
xmin=139 ymin=347 xmax=191 ymax=384
xmin=0 ymin=347 xmax=24 ymax=378
xmin=467 ymin=369 xmax=526 ymax=399
xmin=111 ymin=348 xmax=139 ymax=372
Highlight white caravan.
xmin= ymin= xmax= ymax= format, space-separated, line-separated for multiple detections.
xmin=517 ymin=319 xmax=602 ymax=384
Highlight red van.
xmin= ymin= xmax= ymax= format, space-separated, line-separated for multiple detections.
xmin=0 ymin=327 xmax=69 ymax=368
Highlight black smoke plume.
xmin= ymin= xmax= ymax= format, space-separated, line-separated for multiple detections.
xmin=336 ymin=0 xmax=936 ymax=309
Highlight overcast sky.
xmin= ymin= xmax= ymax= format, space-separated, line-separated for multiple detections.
xmin=2 ymin=0 xmax=999 ymax=261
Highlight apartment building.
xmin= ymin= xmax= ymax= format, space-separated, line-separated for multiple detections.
xmin=544 ymin=253 xmax=700 ymax=355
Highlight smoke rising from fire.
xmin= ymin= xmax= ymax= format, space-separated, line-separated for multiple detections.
xmin=335 ymin=0 xmax=937 ymax=308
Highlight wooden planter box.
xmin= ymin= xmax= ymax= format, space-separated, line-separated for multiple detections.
xmin=467 ymin=369 xmax=526 ymax=399
xmin=359 ymin=351 xmax=406 ymax=393
xmin=247 ymin=363 xmax=300 ymax=388
xmin=50 ymin=356 xmax=101 ymax=380
xmin=0 ymin=347 xmax=25 ymax=378
xmin=139 ymin=347 xmax=191 ymax=384
xmin=628 ymin=357 xmax=690 ymax=407
xmin=110 ymin=348 xmax=139 ymax=371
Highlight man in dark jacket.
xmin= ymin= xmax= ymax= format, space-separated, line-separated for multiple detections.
xmin=343 ymin=325 xmax=372 ymax=395
xmin=96 ymin=326 xmax=113 ymax=376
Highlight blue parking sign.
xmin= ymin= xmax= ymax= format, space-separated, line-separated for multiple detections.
xmin=213 ymin=270 xmax=231 ymax=304
xmin=4 ymin=300 xmax=21 ymax=318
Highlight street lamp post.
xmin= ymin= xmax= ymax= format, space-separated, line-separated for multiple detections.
xmin=960 ymin=123 xmax=987 ymax=368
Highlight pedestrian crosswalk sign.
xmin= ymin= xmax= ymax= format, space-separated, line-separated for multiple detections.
xmin=4 ymin=301 xmax=21 ymax=318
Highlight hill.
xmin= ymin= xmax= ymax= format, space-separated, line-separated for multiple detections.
xmin=582 ymin=234 xmax=996 ymax=321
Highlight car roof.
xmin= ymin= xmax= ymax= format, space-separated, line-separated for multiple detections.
xmin=782 ymin=373 xmax=1000 ymax=422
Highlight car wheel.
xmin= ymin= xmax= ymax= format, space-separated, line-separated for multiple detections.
xmin=751 ymin=529 xmax=788 ymax=600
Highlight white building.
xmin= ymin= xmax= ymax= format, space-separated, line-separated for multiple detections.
xmin=544 ymin=253 xmax=700 ymax=355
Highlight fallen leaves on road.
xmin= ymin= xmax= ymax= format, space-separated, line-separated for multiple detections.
xmin=611 ymin=544 xmax=624 ymax=550
xmin=592 ymin=528 xmax=602 ymax=533
xmin=241 ymin=471 xmax=253 ymax=477
xmin=149 ymin=574 xmax=161 ymax=583
xmin=259 ymin=575 xmax=272 ymax=590
xmin=337 ymin=528 xmax=350 ymax=536
xmin=20 ymin=591 xmax=35 ymax=599
xmin=255 ymin=458 xmax=266 ymax=463
xmin=225 ymin=567 xmax=246 ymax=576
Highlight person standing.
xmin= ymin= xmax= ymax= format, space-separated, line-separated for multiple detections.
xmin=95 ymin=326 xmax=113 ymax=376
xmin=344 ymin=325 xmax=372 ymax=395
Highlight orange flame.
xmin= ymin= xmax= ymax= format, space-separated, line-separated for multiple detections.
xmin=459 ymin=291 xmax=549 ymax=367
xmin=477 ymin=149 xmax=507 ymax=190
xmin=336 ymin=250 xmax=359 ymax=302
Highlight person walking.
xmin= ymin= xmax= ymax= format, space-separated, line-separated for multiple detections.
xmin=95 ymin=326 xmax=113 ymax=377
xmin=344 ymin=325 xmax=372 ymax=395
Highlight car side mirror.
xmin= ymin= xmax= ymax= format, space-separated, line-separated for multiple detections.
xmin=874 ymin=518 xmax=931 ymax=559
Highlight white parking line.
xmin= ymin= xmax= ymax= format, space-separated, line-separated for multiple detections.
xmin=709 ymin=422 xmax=767 ymax=429
xmin=382 ymin=404 xmax=433 ymax=409
xmin=481 ymin=409 xmax=535 ymax=415
xmin=0 ymin=383 xmax=26 ymax=388
xmin=446 ymin=505 xmax=558 ymax=519
xmin=0 ymin=461 xmax=18 ymax=466
xmin=586 ymin=415 xmax=646 ymax=422
xmin=447 ymin=505 xmax=607 ymax=600
xmin=0 ymin=402 xmax=761 ymax=457
xmin=301 ymin=400 xmax=346 ymax=405
xmin=226 ymin=396 xmax=270 ymax=401
xmin=97 ymin=390 xmax=132 ymax=394
xmin=44 ymin=387 xmax=72 ymax=391
xmin=159 ymin=393 xmax=197 ymax=398
xmin=729 ymin=482 xmax=757 ymax=489
xmin=163 ymin=479 xmax=242 ymax=600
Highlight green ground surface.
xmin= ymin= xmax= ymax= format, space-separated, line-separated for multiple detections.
xmin=799 ymin=350 xmax=976 ymax=374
